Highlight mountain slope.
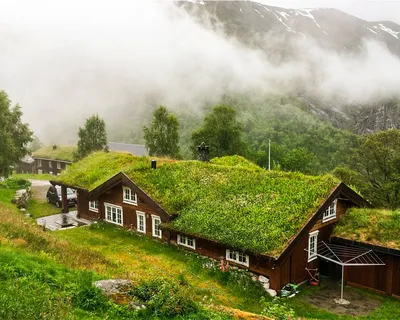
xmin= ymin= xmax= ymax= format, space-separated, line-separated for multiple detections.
xmin=178 ymin=1 xmax=400 ymax=59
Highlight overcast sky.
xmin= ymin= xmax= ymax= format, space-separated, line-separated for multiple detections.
xmin=261 ymin=0 xmax=400 ymax=23
xmin=0 ymin=1 xmax=399 ymax=26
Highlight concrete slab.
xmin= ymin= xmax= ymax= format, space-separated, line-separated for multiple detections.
xmin=37 ymin=211 xmax=92 ymax=231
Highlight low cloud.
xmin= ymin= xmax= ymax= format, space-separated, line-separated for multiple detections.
xmin=0 ymin=1 xmax=399 ymax=143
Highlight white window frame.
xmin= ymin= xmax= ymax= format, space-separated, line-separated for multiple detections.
xmin=37 ymin=159 xmax=42 ymax=167
xmin=38 ymin=169 xmax=43 ymax=174
xmin=89 ymin=200 xmax=99 ymax=212
xmin=49 ymin=161 xmax=52 ymax=168
xmin=308 ymin=230 xmax=319 ymax=262
xmin=136 ymin=211 xmax=146 ymax=233
xmin=322 ymin=199 xmax=337 ymax=222
xmin=57 ymin=162 xmax=61 ymax=169
xmin=104 ymin=203 xmax=123 ymax=226
xmin=123 ymin=186 xmax=138 ymax=205
xmin=177 ymin=234 xmax=196 ymax=250
xmin=226 ymin=249 xmax=249 ymax=267
xmin=151 ymin=215 xmax=162 ymax=239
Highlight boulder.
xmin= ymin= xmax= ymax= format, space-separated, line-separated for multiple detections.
xmin=263 ymin=282 xmax=270 ymax=290
xmin=266 ymin=289 xmax=277 ymax=297
xmin=258 ymin=275 xmax=269 ymax=283
xmin=94 ymin=279 xmax=133 ymax=297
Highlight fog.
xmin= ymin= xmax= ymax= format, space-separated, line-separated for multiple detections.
xmin=1 ymin=0 xmax=400 ymax=143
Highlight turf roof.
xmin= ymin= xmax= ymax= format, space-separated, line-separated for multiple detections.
xmin=334 ymin=208 xmax=400 ymax=251
xmin=33 ymin=145 xmax=76 ymax=162
xmin=56 ymin=152 xmax=339 ymax=256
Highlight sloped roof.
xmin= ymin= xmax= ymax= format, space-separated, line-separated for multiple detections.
xmin=334 ymin=208 xmax=400 ymax=251
xmin=32 ymin=145 xmax=76 ymax=162
xmin=55 ymin=152 xmax=340 ymax=256
xmin=108 ymin=142 xmax=148 ymax=156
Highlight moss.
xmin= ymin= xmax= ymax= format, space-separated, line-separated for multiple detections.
xmin=56 ymin=152 xmax=339 ymax=256
xmin=32 ymin=145 xmax=76 ymax=162
xmin=334 ymin=208 xmax=400 ymax=250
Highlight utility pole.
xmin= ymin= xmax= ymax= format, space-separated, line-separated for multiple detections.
xmin=268 ymin=139 xmax=271 ymax=171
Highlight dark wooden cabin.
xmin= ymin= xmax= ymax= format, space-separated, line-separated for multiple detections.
xmin=51 ymin=152 xmax=398 ymax=297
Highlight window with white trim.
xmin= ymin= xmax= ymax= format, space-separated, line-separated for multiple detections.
xmin=89 ymin=200 xmax=99 ymax=212
xmin=38 ymin=169 xmax=43 ymax=174
xmin=322 ymin=199 xmax=337 ymax=222
xmin=49 ymin=161 xmax=52 ymax=168
xmin=57 ymin=162 xmax=61 ymax=169
xmin=105 ymin=203 xmax=123 ymax=226
xmin=136 ymin=211 xmax=146 ymax=233
xmin=308 ymin=230 xmax=319 ymax=262
xmin=152 ymin=215 xmax=162 ymax=239
xmin=226 ymin=249 xmax=249 ymax=267
xmin=177 ymin=234 xmax=196 ymax=249
xmin=37 ymin=159 xmax=42 ymax=167
xmin=123 ymin=186 xmax=137 ymax=205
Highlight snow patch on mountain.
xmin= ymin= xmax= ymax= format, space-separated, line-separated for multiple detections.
xmin=379 ymin=24 xmax=399 ymax=39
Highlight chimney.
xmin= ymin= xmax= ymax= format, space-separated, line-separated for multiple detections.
xmin=151 ymin=160 xmax=157 ymax=169
xmin=52 ymin=145 xmax=57 ymax=150
xmin=197 ymin=142 xmax=210 ymax=162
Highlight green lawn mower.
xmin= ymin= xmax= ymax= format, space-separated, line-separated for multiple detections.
xmin=281 ymin=283 xmax=300 ymax=298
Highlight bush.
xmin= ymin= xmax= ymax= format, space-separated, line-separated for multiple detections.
xmin=130 ymin=277 xmax=198 ymax=317
xmin=260 ymin=297 xmax=295 ymax=320
xmin=4 ymin=178 xmax=31 ymax=190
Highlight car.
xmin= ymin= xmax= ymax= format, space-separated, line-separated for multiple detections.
xmin=46 ymin=185 xmax=77 ymax=208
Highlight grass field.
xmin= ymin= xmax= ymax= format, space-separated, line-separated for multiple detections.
xmin=10 ymin=173 xmax=55 ymax=181
xmin=1 ymin=179 xmax=400 ymax=319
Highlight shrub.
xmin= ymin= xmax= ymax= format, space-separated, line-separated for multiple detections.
xmin=260 ymin=297 xmax=295 ymax=320
xmin=4 ymin=178 xmax=31 ymax=190
xmin=130 ymin=277 xmax=198 ymax=317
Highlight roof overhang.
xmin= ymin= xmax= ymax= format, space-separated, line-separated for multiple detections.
xmin=49 ymin=180 xmax=87 ymax=192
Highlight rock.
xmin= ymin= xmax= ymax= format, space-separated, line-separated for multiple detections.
xmin=263 ymin=282 xmax=270 ymax=290
xmin=258 ymin=275 xmax=269 ymax=283
xmin=266 ymin=289 xmax=277 ymax=297
xmin=129 ymin=297 xmax=147 ymax=310
xmin=94 ymin=279 xmax=133 ymax=297
xmin=251 ymin=275 xmax=258 ymax=282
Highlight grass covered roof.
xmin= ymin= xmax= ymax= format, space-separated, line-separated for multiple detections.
xmin=56 ymin=152 xmax=339 ymax=256
xmin=33 ymin=145 xmax=76 ymax=162
xmin=334 ymin=208 xmax=400 ymax=251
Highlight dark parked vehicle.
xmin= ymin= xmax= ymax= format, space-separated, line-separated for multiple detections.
xmin=46 ymin=185 xmax=77 ymax=208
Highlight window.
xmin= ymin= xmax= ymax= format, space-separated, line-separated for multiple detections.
xmin=308 ymin=231 xmax=319 ymax=262
xmin=104 ymin=203 xmax=123 ymax=226
xmin=57 ymin=162 xmax=61 ymax=169
xmin=123 ymin=186 xmax=137 ymax=205
xmin=152 ymin=215 xmax=162 ymax=238
xmin=136 ymin=211 xmax=146 ymax=233
xmin=226 ymin=249 xmax=249 ymax=267
xmin=177 ymin=234 xmax=196 ymax=249
xmin=89 ymin=200 xmax=99 ymax=212
xmin=38 ymin=169 xmax=43 ymax=174
xmin=49 ymin=161 xmax=52 ymax=168
xmin=322 ymin=199 xmax=337 ymax=222
xmin=37 ymin=159 xmax=42 ymax=167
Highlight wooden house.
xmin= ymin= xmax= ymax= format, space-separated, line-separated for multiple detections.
xmin=52 ymin=152 xmax=399 ymax=297
xmin=15 ymin=155 xmax=35 ymax=174
xmin=32 ymin=145 xmax=76 ymax=175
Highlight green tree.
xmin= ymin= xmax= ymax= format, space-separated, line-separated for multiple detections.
xmin=191 ymin=105 xmax=247 ymax=159
xmin=28 ymin=135 xmax=43 ymax=153
xmin=143 ymin=106 xmax=180 ymax=158
xmin=75 ymin=114 xmax=107 ymax=160
xmin=335 ymin=129 xmax=400 ymax=208
xmin=0 ymin=90 xmax=33 ymax=177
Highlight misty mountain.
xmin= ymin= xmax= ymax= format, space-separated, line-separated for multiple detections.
xmin=177 ymin=1 xmax=400 ymax=132
xmin=178 ymin=1 xmax=400 ymax=59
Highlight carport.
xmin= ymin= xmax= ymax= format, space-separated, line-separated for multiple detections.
xmin=307 ymin=241 xmax=385 ymax=304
